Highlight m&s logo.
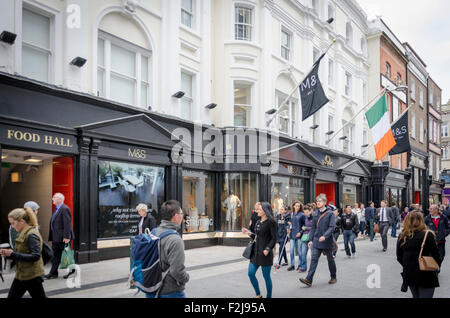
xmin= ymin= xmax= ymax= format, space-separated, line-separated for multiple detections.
xmin=128 ymin=148 xmax=146 ymax=159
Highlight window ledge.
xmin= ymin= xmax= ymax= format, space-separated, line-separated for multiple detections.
xmin=180 ymin=25 xmax=202 ymax=40
xmin=225 ymin=40 xmax=262 ymax=51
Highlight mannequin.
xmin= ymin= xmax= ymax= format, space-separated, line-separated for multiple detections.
xmin=273 ymin=194 xmax=284 ymax=214
xmin=222 ymin=191 xmax=241 ymax=231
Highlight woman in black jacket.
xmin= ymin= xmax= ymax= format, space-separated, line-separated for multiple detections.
xmin=242 ymin=202 xmax=277 ymax=298
xmin=396 ymin=211 xmax=442 ymax=298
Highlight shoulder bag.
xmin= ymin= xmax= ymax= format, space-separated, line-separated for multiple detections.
xmin=243 ymin=235 xmax=256 ymax=259
xmin=418 ymin=231 xmax=440 ymax=271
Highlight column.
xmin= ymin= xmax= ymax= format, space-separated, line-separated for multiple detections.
xmin=337 ymin=172 xmax=344 ymax=210
xmin=310 ymin=168 xmax=317 ymax=203
xmin=88 ymin=138 xmax=101 ymax=263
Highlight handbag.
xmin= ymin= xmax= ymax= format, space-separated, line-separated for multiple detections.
xmin=300 ymin=233 xmax=309 ymax=242
xmin=59 ymin=243 xmax=75 ymax=269
xmin=374 ymin=223 xmax=380 ymax=233
xmin=41 ymin=241 xmax=54 ymax=265
xmin=243 ymin=239 xmax=255 ymax=259
xmin=418 ymin=231 xmax=440 ymax=272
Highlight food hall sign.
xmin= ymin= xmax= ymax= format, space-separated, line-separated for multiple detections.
xmin=1 ymin=125 xmax=78 ymax=154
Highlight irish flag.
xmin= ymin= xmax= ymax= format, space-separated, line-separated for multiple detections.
xmin=365 ymin=94 xmax=397 ymax=161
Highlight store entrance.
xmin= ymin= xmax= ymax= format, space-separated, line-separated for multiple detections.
xmin=0 ymin=149 xmax=74 ymax=244
xmin=316 ymin=181 xmax=336 ymax=206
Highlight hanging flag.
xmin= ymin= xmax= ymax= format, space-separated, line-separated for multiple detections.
xmin=300 ymin=53 xmax=329 ymax=121
xmin=389 ymin=111 xmax=411 ymax=155
xmin=365 ymin=94 xmax=397 ymax=161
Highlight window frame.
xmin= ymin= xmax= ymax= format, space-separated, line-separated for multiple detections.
xmin=233 ymin=81 xmax=253 ymax=127
xmin=410 ymin=78 xmax=416 ymax=101
xmin=275 ymin=90 xmax=298 ymax=137
xmin=97 ymin=30 xmax=152 ymax=108
xmin=345 ymin=71 xmax=352 ymax=98
xmin=181 ymin=0 xmax=195 ymax=29
xmin=411 ymin=114 xmax=416 ymax=139
xmin=442 ymin=123 xmax=449 ymax=138
xmin=180 ymin=70 xmax=195 ymax=121
xmin=385 ymin=62 xmax=391 ymax=79
xmin=419 ymin=119 xmax=424 ymax=143
xmin=280 ymin=27 xmax=293 ymax=61
xmin=345 ymin=22 xmax=353 ymax=48
xmin=234 ymin=4 xmax=253 ymax=42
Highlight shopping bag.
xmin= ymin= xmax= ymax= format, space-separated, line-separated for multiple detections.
xmin=59 ymin=244 xmax=75 ymax=269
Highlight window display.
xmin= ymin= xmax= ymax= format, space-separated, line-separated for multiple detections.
xmin=271 ymin=176 xmax=305 ymax=213
xmin=182 ymin=170 xmax=214 ymax=233
xmin=98 ymin=160 xmax=165 ymax=238
xmin=221 ymin=173 xmax=259 ymax=231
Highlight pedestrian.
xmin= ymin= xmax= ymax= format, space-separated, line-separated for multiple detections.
xmin=44 ymin=193 xmax=75 ymax=280
xmin=136 ymin=203 xmax=156 ymax=235
xmin=443 ymin=204 xmax=450 ymax=219
xmin=401 ymin=207 xmax=409 ymax=224
xmin=147 ymin=200 xmax=189 ymax=298
xmin=0 ymin=208 xmax=46 ymax=298
xmin=299 ymin=194 xmax=336 ymax=287
xmin=391 ymin=203 xmax=400 ymax=238
xmin=242 ymin=202 xmax=277 ymax=298
xmin=328 ymin=201 xmax=337 ymax=212
xmin=376 ymin=200 xmax=394 ymax=252
xmin=249 ymin=202 xmax=261 ymax=234
xmin=147 ymin=203 xmax=159 ymax=224
xmin=359 ymin=203 xmax=367 ymax=238
xmin=9 ymin=201 xmax=40 ymax=251
xmin=365 ymin=201 xmax=376 ymax=242
xmin=298 ymin=204 xmax=313 ymax=272
xmin=396 ymin=211 xmax=442 ymax=298
xmin=341 ymin=205 xmax=359 ymax=258
xmin=424 ymin=204 xmax=450 ymax=265
xmin=352 ymin=203 xmax=363 ymax=239
xmin=332 ymin=208 xmax=341 ymax=258
xmin=275 ymin=204 xmax=290 ymax=269
xmin=287 ymin=202 xmax=305 ymax=272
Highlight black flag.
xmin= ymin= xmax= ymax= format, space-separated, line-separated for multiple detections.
xmin=389 ymin=111 xmax=410 ymax=155
xmin=300 ymin=53 xmax=329 ymax=121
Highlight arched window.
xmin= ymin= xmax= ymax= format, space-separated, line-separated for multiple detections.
xmin=385 ymin=62 xmax=391 ymax=78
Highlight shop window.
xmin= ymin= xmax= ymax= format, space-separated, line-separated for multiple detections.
xmin=182 ymin=170 xmax=214 ymax=233
xmin=271 ymin=176 xmax=305 ymax=214
xmin=97 ymin=160 xmax=165 ymax=238
xmin=22 ymin=8 xmax=52 ymax=83
xmin=221 ymin=173 xmax=259 ymax=231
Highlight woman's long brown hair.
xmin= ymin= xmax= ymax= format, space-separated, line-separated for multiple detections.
xmin=399 ymin=211 xmax=431 ymax=247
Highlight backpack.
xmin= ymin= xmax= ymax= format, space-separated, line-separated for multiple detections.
xmin=128 ymin=228 xmax=178 ymax=296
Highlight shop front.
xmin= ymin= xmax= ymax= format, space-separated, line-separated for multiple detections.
xmin=383 ymin=169 xmax=409 ymax=210
xmin=429 ymin=181 xmax=443 ymax=206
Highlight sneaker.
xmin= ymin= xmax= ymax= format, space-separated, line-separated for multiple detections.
xmin=281 ymin=262 xmax=289 ymax=267
xmin=299 ymin=278 xmax=312 ymax=287
xmin=296 ymin=266 xmax=301 ymax=271
xmin=299 ymin=269 xmax=307 ymax=273
xmin=328 ymin=278 xmax=337 ymax=284
xmin=287 ymin=266 xmax=295 ymax=271
xmin=382 ymin=248 xmax=387 ymax=252
xmin=274 ymin=265 xmax=280 ymax=270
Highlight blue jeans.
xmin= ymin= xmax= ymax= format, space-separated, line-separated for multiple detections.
xmin=360 ymin=221 xmax=366 ymax=235
xmin=299 ymin=241 xmax=309 ymax=271
xmin=146 ymin=291 xmax=186 ymax=298
xmin=343 ymin=230 xmax=356 ymax=256
xmin=306 ymin=247 xmax=336 ymax=283
xmin=391 ymin=221 xmax=398 ymax=237
xmin=290 ymin=238 xmax=301 ymax=267
xmin=248 ymin=262 xmax=272 ymax=298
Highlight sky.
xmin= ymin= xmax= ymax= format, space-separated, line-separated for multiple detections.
xmin=356 ymin=0 xmax=450 ymax=104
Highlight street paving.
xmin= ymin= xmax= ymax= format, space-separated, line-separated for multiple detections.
xmin=1 ymin=233 xmax=449 ymax=298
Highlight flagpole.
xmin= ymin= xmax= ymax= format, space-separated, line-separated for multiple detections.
xmin=326 ymin=88 xmax=388 ymax=145
xmin=265 ymin=38 xmax=337 ymax=128
xmin=361 ymin=105 xmax=412 ymax=155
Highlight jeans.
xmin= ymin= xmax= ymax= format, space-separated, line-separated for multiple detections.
xmin=409 ymin=286 xmax=435 ymax=298
xmin=277 ymin=239 xmax=288 ymax=265
xmin=359 ymin=221 xmax=366 ymax=235
xmin=248 ymin=262 xmax=272 ymax=298
xmin=367 ymin=220 xmax=374 ymax=241
xmin=146 ymin=291 xmax=186 ymax=298
xmin=306 ymin=247 xmax=336 ymax=283
xmin=8 ymin=277 xmax=46 ymax=299
xmin=391 ymin=221 xmax=398 ymax=237
xmin=290 ymin=238 xmax=301 ymax=267
xmin=299 ymin=241 xmax=309 ymax=271
xmin=343 ymin=230 xmax=356 ymax=256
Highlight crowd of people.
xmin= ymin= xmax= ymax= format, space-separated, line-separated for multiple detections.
xmin=242 ymin=196 xmax=450 ymax=299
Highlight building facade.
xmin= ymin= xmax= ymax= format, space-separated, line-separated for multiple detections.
xmin=440 ymin=100 xmax=450 ymax=204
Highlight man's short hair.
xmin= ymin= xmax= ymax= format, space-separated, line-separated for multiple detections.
xmin=316 ymin=194 xmax=327 ymax=203
xmin=24 ymin=201 xmax=40 ymax=211
xmin=160 ymin=200 xmax=182 ymax=221
xmin=53 ymin=192 xmax=65 ymax=202
xmin=381 ymin=200 xmax=386 ymax=204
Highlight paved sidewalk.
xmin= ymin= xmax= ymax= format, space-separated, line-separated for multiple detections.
xmin=0 ymin=232 xmax=406 ymax=298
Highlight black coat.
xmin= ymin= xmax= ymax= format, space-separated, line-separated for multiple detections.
xmin=250 ymin=219 xmax=277 ymax=267
xmin=309 ymin=207 xmax=336 ymax=250
xmin=48 ymin=204 xmax=74 ymax=243
xmin=396 ymin=231 xmax=442 ymax=288
xmin=424 ymin=214 xmax=450 ymax=243
xmin=141 ymin=215 xmax=157 ymax=234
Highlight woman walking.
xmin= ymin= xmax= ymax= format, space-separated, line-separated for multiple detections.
xmin=396 ymin=211 xmax=442 ymax=298
xmin=287 ymin=202 xmax=304 ymax=271
xmin=299 ymin=204 xmax=313 ymax=272
xmin=0 ymin=208 xmax=46 ymax=298
xmin=275 ymin=204 xmax=290 ymax=269
xmin=242 ymin=202 xmax=277 ymax=298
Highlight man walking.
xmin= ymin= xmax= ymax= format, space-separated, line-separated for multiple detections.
xmin=365 ymin=201 xmax=376 ymax=242
xmin=45 ymin=193 xmax=74 ymax=279
xmin=341 ymin=205 xmax=359 ymax=258
xmin=376 ymin=200 xmax=394 ymax=252
xmin=299 ymin=194 xmax=336 ymax=287
xmin=425 ymin=204 xmax=450 ymax=266
xmin=391 ymin=203 xmax=400 ymax=238
xmin=147 ymin=200 xmax=189 ymax=298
